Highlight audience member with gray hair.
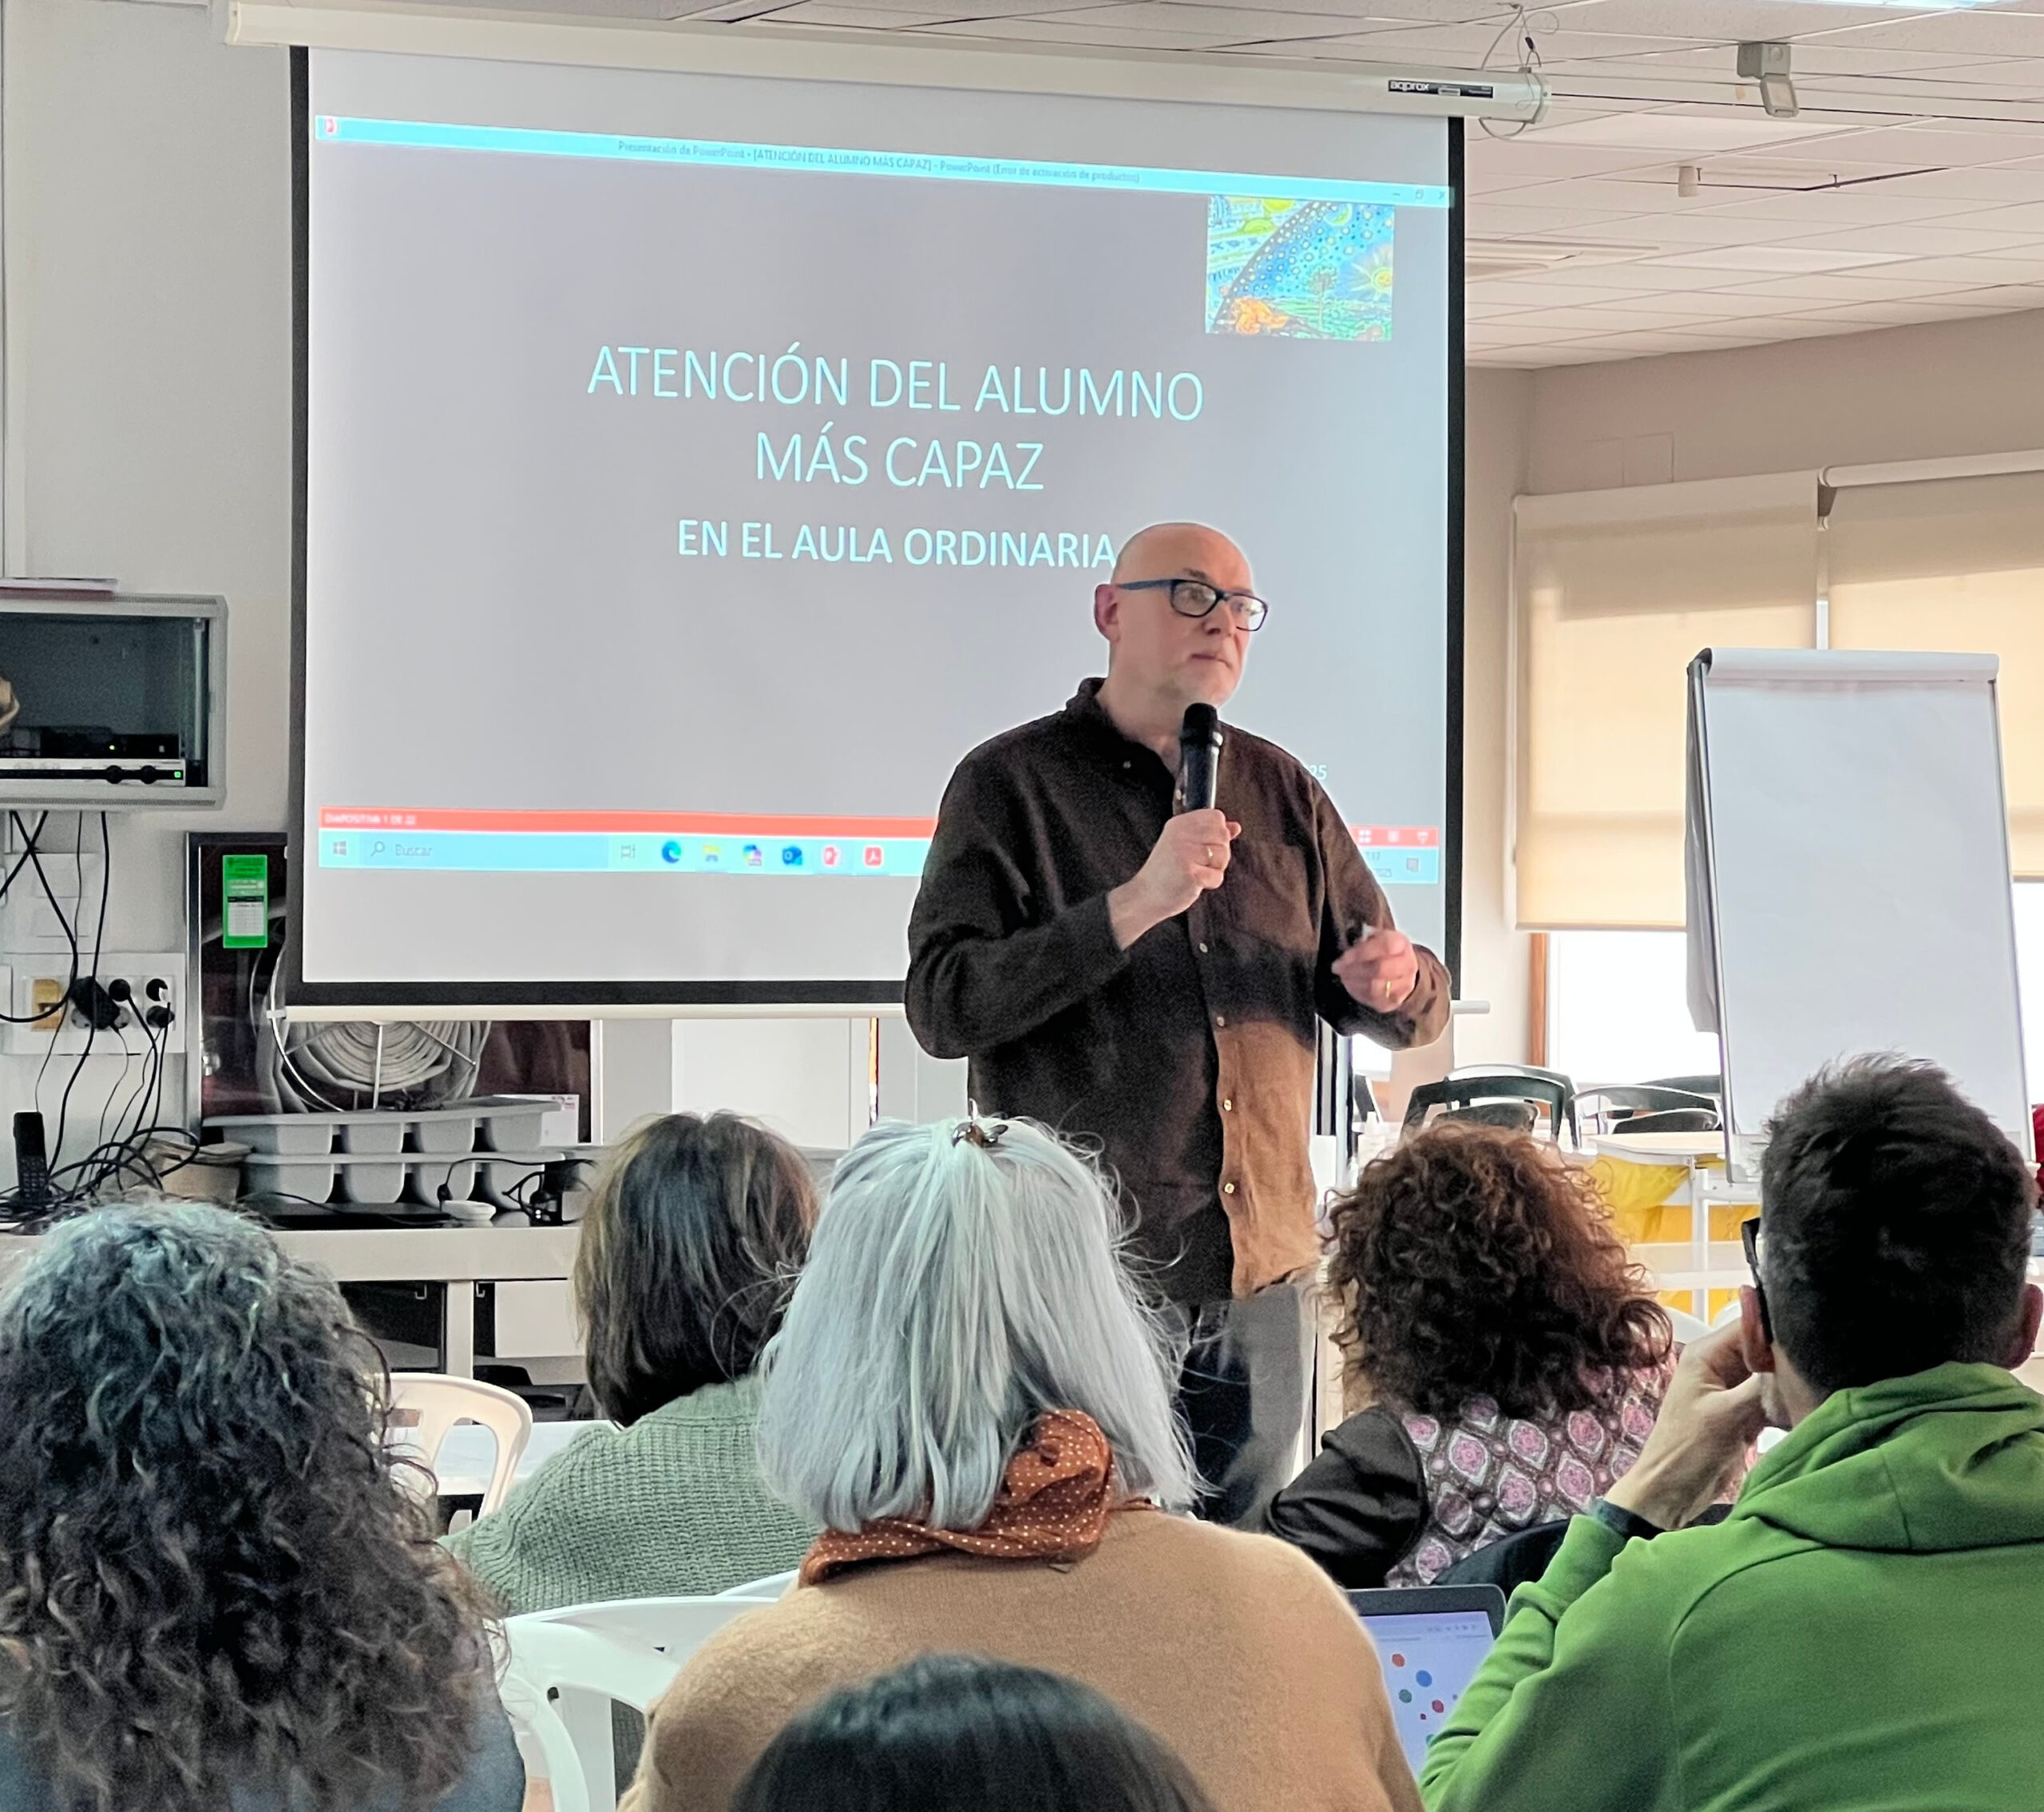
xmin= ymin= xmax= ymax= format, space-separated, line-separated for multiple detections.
xmin=618 ymin=1116 xmax=1420 ymax=1812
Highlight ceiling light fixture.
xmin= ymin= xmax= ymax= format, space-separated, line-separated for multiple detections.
xmin=1737 ymin=42 xmax=1798 ymax=119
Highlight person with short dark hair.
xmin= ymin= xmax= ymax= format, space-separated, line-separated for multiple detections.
xmin=1420 ymin=1057 xmax=2044 ymax=1812
xmin=1266 ymin=1124 xmax=1675 ymax=1585
xmin=731 ymin=1655 xmax=1216 ymax=1812
xmin=446 ymin=1112 xmax=818 ymax=1612
xmin=0 ymin=1204 xmax=523 ymax=1812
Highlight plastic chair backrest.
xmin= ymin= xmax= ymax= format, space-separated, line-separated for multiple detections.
xmin=1666 ymin=1308 xmax=1711 ymax=1344
xmin=1405 ymin=1072 xmax=1573 ymax=1141
xmin=1452 ymin=1065 xmax=1579 ymax=1140
xmin=1440 ymin=1101 xmax=1537 ymax=1132
xmin=386 ymin=1374 xmax=533 ymax=1517
xmin=1616 ymin=1108 xmax=1721 ymax=1135
xmin=504 ymin=1596 xmax=766 ymax=1812
xmin=715 ymin=1569 xmax=798 ymax=1600
xmin=1641 ymin=1073 xmax=1722 ymax=1100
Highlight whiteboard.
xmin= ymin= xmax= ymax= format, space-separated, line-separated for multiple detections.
xmin=1686 ymin=648 xmax=2030 ymax=1151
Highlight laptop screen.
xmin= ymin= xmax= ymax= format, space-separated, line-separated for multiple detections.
xmin=1354 ymin=1606 xmax=1498 ymax=1774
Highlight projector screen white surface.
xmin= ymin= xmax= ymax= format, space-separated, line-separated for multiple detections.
xmin=297 ymin=48 xmax=1455 ymax=1001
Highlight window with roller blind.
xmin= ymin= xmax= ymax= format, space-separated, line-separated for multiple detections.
xmin=1825 ymin=470 xmax=2044 ymax=878
xmin=1513 ymin=473 xmax=1819 ymax=930
xmin=1520 ymin=457 xmax=2044 ymax=1100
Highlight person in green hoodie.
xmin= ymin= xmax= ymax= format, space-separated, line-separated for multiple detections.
xmin=1420 ymin=1054 xmax=2044 ymax=1812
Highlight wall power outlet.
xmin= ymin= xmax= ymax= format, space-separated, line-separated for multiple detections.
xmin=2 ymin=952 xmax=186 ymax=1057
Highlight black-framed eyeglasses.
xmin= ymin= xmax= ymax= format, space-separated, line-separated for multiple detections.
xmin=1741 ymin=1215 xmax=1773 ymax=1341
xmin=1117 ymin=577 xmax=1270 ymax=632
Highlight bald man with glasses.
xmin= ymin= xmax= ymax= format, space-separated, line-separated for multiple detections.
xmin=906 ymin=521 xmax=1449 ymax=1525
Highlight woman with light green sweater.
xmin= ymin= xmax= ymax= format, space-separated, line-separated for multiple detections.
xmin=445 ymin=1112 xmax=819 ymax=1613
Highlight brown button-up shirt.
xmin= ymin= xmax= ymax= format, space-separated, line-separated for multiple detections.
xmin=905 ymin=680 xmax=1450 ymax=1304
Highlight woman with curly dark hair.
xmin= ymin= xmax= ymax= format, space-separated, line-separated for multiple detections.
xmin=1266 ymin=1123 xmax=1675 ymax=1587
xmin=0 ymin=1203 xmax=525 ymax=1812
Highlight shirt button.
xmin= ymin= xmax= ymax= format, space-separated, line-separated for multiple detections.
xmin=1122 ymin=760 xmax=1131 ymax=769
xmin=1214 ymin=1014 xmax=1226 ymax=1027
xmin=1222 ymin=1098 xmax=1233 ymax=1111
xmin=1222 ymin=1182 xmax=1237 ymax=1195
xmin=1198 ymin=942 xmax=1210 ymax=954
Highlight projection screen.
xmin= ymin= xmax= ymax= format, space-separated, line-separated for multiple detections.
xmin=291 ymin=45 xmax=1462 ymax=1006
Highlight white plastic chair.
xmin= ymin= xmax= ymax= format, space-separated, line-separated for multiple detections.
xmin=714 ymin=1568 xmax=797 ymax=1600
xmin=386 ymin=1374 xmax=533 ymax=1516
xmin=502 ymin=1596 xmax=767 ymax=1812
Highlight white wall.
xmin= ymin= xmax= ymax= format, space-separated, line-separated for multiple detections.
xmin=0 ymin=0 xmax=293 ymax=1176
xmin=1455 ymin=367 xmax=1532 ymax=1066
xmin=1523 ymin=306 xmax=2044 ymax=495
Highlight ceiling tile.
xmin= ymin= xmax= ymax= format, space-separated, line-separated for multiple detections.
xmin=1782 ymin=299 xmax=1989 ymax=325
xmin=762 ymin=2 xmax=964 ymax=21
xmin=1853 ymin=166 xmax=2044 ymax=204
xmin=1518 ymin=109 xmax=1876 ymax=156
xmin=1711 ymin=271 xmax=1995 ymax=298
xmin=921 ymin=14 xmax=1246 ymax=42
xmin=1547 ymin=210 xmax=1836 ymax=245
xmin=1875 ymin=252 xmax=2044 ymax=281
xmin=1550 ymin=0 xmax=1927 ymax=38
xmin=1488 ymin=303 xmax=1733 ymax=331
xmin=1463 ymin=144 xmax=1678 ymax=192
xmin=1207 ymin=0 xmax=1504 ymax=15
xmin=1771 ymin=221 xmax=2044 ymax=255
xmin=1818 ymin=10 xmax=2044 ymax=56
xmin=1468 ymin=320 xmax=1622 ymax=343
xmin=1657 ymin=244 xmax=1913 ymax=272
xmin=1670 ymin=184 xmax=1978 ymax=225
xmin=1934 ymin=199 xmax=2044 ymax=232
xmin=1024 ymin=1 xmax=1352 ymax=33
xmin=1464 ymin=276 xmax=1651 ymax=303
xmin=1528 ymin=257 xmax=1736 ymax=287
xmin=1467 ymin=203 xmax=1651 ymax=232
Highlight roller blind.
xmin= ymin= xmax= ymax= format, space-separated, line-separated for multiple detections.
xmin=1828 ymin=469 xmax=2044 ymax=878
xmin=1513 ymin=473 xmax=1819 ymax=928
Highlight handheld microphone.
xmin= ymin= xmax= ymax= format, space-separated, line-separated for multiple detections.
xmin=1178 ymin=704 xmax=1224 ymax=814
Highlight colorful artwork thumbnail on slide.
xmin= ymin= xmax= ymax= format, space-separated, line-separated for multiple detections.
xmin=1206 ymin=197 xmax=1396 ymax=341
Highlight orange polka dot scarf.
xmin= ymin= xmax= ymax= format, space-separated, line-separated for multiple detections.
xmin=799 ymin=1409 xmax=1146 ymax=1586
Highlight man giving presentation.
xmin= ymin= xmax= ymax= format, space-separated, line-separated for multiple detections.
xmin=905 ymin=521 xmax=1450 ymax=1524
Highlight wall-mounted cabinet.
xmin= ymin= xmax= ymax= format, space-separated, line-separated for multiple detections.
xmin=0 ymin=594 xmax=225 ymax=809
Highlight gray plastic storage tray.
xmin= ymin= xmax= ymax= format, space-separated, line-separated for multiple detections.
xmin=208 ymin=1099 xmax=563 ymax=1165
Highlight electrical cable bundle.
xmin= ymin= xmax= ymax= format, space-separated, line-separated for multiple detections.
xmin=0 ymin=811 xmax=192 ymax=1229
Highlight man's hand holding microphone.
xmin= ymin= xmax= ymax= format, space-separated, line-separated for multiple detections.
xmin=1103 ymin=702 xmax=1419 ymax=1015
xmin=1109 ymin=809 xmax=1238 ymax=950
